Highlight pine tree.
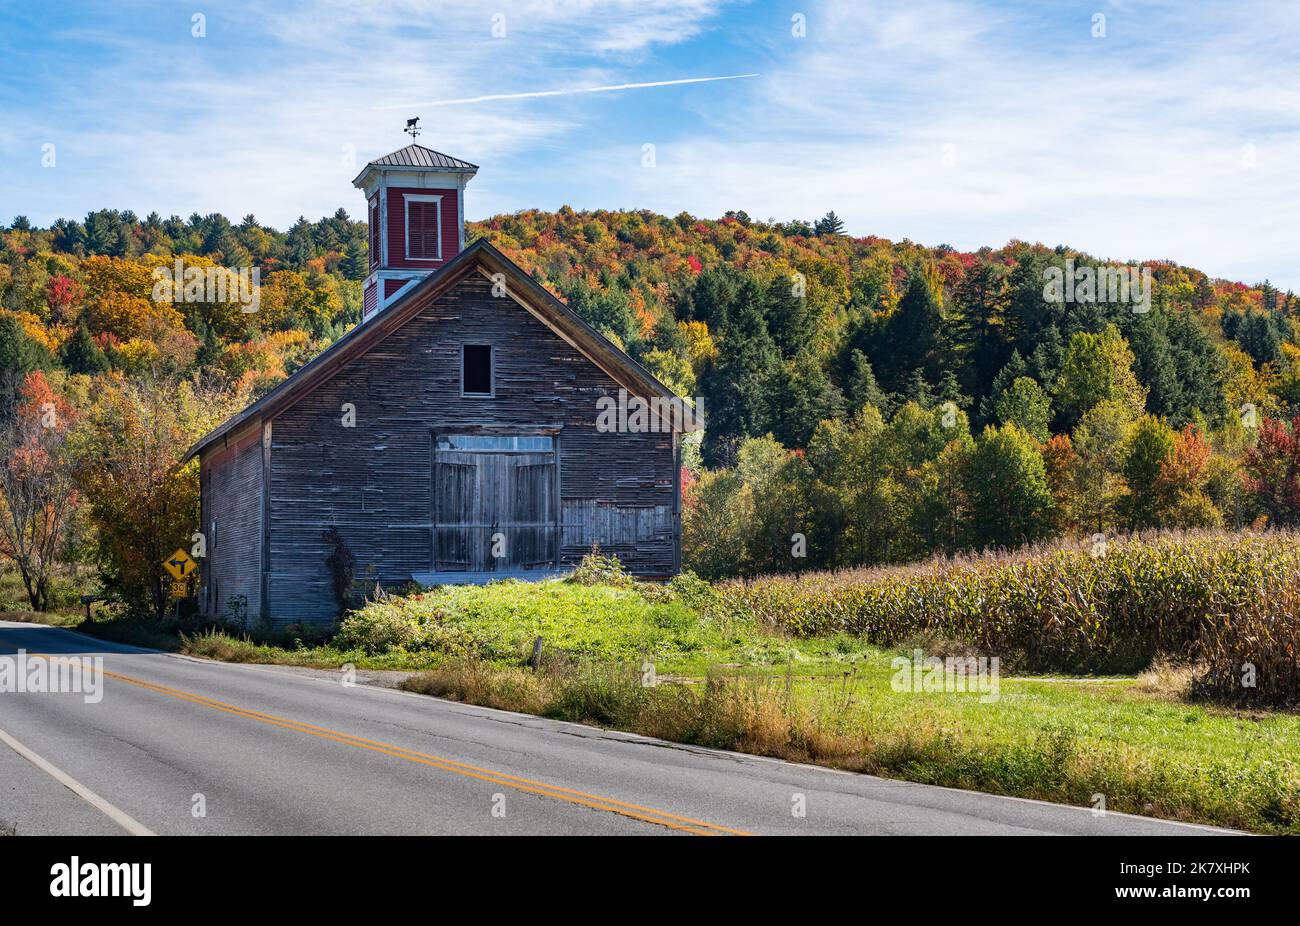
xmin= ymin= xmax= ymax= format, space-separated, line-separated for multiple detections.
xmin=60 ymin=322 xmax=110 ymax=375
xmin=341 ymin=241 xmax=369 ymax=281
xmin=699 ymin=278 xmax=780 ymax=466
xmin=814 ymin=211 xmax=846 ymax=236
xmin=950 ymin=260 xmax=1011 ymax=399
xmin=764 ymin=276 xmax=813 ymax=359
xmin=844 ymin=349 xmax=887 ymax=415
xmin=879 ymin=270 xmax=944 ymax=391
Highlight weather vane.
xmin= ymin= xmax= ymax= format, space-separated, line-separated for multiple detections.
xmin=404 ymin=117 xmax=421 ymax=141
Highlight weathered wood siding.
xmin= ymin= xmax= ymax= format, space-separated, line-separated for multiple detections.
xmin=200 ymin=436 xmax=263 ymax=623
xmin=264 ymin=272 xmax=678 ymax=623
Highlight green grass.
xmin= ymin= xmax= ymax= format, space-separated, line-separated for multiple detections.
xmin=11 ymin=554 xmax=1298 ymax=832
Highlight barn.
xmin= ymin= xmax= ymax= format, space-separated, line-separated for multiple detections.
xmin=186 ymin=144 xmax=696 ymax=625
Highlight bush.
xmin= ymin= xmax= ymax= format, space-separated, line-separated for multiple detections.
xmin=567 ymin=547 xmax=633 ymax=587
xmin=336 ymin=605 xmax=420 ymax=654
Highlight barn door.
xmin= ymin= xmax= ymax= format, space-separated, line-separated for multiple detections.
xmin=434 ymin=436 xmax=556 ymax=572
xmin=512 ymin=457 xmax=556 ymax=567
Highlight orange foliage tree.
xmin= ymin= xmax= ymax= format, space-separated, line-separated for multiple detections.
xmin=0 ymin=372 xmax=79 ymax=610
xmin=71 ymin=374 xmax=231 ymax=618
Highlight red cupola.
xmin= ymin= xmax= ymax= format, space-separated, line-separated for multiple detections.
xmin=352 ymin=143 xmax=478 ymax=321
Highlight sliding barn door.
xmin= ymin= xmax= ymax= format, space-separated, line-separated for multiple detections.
xmin=434 ymin=444 xmax=556 ymax=572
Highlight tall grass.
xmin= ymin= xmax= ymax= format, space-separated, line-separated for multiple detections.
xmin=401 ymin=658 xmax=1300 ymax=832
xmin=714 ymin=530 xmax=1300 ymax=703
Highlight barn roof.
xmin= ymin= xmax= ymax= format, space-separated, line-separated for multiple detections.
xmin=350 ymin=144 xmax=479 ymax=185
xmin=183 ymin=239 xmax=693 ymax=462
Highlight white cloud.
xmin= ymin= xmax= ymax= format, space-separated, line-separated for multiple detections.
xmin=4 ymin=0 xmax=1299 ymax=290
xmin=543 ymin=0 xmax=1300 ymax=288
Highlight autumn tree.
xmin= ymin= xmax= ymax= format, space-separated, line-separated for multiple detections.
xmin=0 ymin=372 xmax=79 ymax=610
xmin=71 ymin=375 xmax=232 ymax=618
xmin=1242 ymin=415 xmax=1300 ymax=527
xmin=1154 ymin=425 xmax=1222 ymax=528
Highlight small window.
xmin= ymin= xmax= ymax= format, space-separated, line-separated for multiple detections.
xmin=462 ymin=345 xmax=493 ymax=396
xmin=405 ymin=194 xmax=442 ymax=260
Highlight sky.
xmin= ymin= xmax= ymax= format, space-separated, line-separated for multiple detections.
xmin=1 ymin=0 xmax=1299 ymax=288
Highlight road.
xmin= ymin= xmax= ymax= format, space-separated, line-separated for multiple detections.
xmin=0 ymin=620 xmax=1234 ymax=836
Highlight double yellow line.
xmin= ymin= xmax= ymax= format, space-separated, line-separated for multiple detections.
xmin=97 ymin=664 xmax=751 ymax=836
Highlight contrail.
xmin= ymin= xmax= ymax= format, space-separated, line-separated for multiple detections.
xmin=378 ymin=74 xmax=759 ymax=110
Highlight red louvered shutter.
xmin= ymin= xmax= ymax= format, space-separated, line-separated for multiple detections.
xmin=368 ymin=198 xmax=380 ymax=267
xmin=407 ymin=198 xmax=440 ymax=259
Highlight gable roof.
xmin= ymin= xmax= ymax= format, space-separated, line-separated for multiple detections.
xmin=184 ymin=239 xmax=693 ymax=462
xmin=351 ymin=144 xmax=478 ymax=185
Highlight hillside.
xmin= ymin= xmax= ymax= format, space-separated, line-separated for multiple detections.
xmin=1 ymin=207 xmax=1299 ymax=601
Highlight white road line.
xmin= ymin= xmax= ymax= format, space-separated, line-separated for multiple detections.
xmin=0 ymin=725 xmax=156 ymax=836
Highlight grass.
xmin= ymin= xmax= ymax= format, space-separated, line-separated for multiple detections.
xmin=400 ymin=644 xmax=1300 ymax=833
xmin=7 ymin=538 xmax=1298 ymax=833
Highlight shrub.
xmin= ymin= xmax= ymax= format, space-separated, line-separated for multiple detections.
xmin=568 ymin=547 xmax=633 ymax=587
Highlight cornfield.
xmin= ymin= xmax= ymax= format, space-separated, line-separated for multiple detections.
xmin=714 ymin=530 xmax=1300 ymax=704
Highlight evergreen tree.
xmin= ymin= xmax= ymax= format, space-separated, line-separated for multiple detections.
xmin=879 ymin=270 xmax=944 ymax=391
xmin=814 ymin=211 xmax=846 ymax=236
xmin=60 ymin=322 xmax=110 ymax=375
xmin=844 ymin=349 xmax=887 ymax=415
xmin=950 ymin=260 xmax=1011 ymax=400
xmin=286 ymin=217 xmax=318 ymax=267
xmin=767 ymin=353 xmax=846 ymax=449
xmin=83 ymin=209 xmax=130 ymax=256
xmin=764 ymin=275 xmax=813 ymax=359
xmin=699 ymin=278 xmax=780 ymax=466
xmin=341 ymin=241 xmax=369 ymax=281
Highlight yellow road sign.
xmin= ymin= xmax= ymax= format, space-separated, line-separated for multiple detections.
xmin=164 ymin=548 xmax=198 ymax=580
xmin=169 ymin=580 xmax=189 ymax=599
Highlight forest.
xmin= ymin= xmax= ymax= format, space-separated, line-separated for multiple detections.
xmin=1 ymin=205 xmax=1298 ymax=614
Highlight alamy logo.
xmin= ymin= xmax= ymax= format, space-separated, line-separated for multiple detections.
xmin=0 ymin=650 xmax=103 ymax=704
xmin=1042 ymin=259 xmax=1152 ymax=314
xmin=595 ymin=390 xmax=702 ymax=434
xmin=50 ymin=857 xmax=151 ymax=906
xmin=151 ymin=259 xmax=260 ymax=313
xmin=891 ymin=649 xmax=1000 ymax=703
xmin=595 ymin=389 xmax=702 ymax=433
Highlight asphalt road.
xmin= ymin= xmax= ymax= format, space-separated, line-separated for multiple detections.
xmin=0 ymin=620 xmax=1235 ymax=836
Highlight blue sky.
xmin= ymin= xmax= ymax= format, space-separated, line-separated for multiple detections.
xmin=2 ymin=0 xmax=1299 ymax=288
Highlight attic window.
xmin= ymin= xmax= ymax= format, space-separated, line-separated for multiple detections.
xmin=462 ymin=345 xmax=493 ymax=396
xmin=405 ymin=194 xmax=442 ymax=260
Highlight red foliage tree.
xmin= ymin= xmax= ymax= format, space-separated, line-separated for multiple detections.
xmin=1242 ymin=416 xmax=1300 ymax=527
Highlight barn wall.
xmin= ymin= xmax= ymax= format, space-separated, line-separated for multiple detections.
xmin=200 ymin=436 xmax=263 ymax=624
xmin=265 ymin=271 xmax=677 ymax=623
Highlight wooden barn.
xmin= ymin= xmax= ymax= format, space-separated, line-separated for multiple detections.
xmin=186 ymin=144 xmax=695 ymax=625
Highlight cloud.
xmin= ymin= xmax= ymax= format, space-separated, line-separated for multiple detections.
xmin=547 ymin=0 xmax=1300 ymax=287
xmin=3 ymin=0 xmax=1299 ymax=289
xmin=0 ymin=0 xmax=740 ymax=227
